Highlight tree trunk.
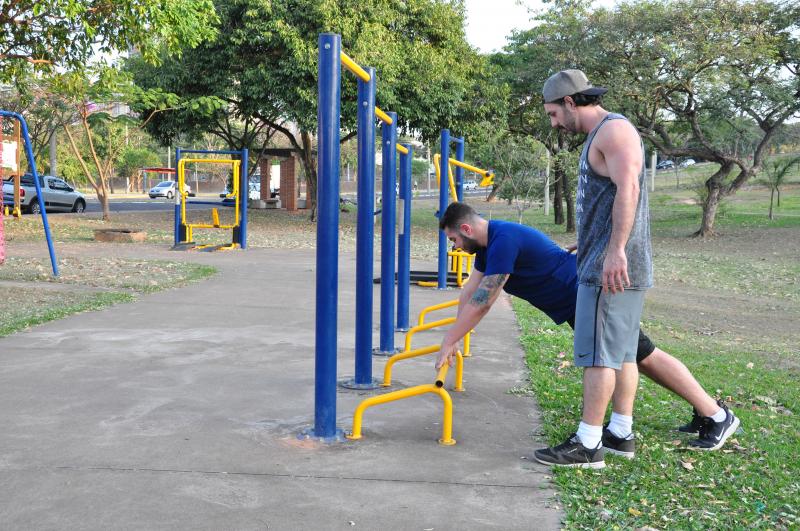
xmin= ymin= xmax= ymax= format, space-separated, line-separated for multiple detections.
xmin=695 ymin=185 xmax=721 ymax=237
xmin=563 ymin=168 xmax=575 ymax=233
xmin=777 ymin=188 xmax=781 ymax=208
xmin=769 ymin=188 xmax=775 ymax=220
xmin=486 ymin=185 xmax=500 ymax=202
xmin=300 ymin=131 xmax=317 ymax=221
xmin=553 ymin=169 xmax=565 ymax=225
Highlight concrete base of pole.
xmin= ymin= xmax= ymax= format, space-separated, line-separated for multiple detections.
xmin=339 ymin=377 xmax=383 ymax=390
xmin=297 ymin=427 xmax=347 ymax=443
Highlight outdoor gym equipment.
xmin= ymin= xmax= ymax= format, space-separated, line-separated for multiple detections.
xmin=315 ymin=33 xmax=488 ymax=440
xmin=0 ymin=110 xmax=59 ymax=275
xmin=173 ymin=148 xmax=248 ymax=251
xmin=346 ymin=352 xmax=462 ymax=445
xmin=1 ymin=115 xmax=22 ymax=218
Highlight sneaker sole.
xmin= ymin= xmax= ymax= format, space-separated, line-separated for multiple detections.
xmin=533 ymin=455 xmax=606 ymax=469
xmin=604 ymin=447 xmax=635 ymax=459
xmin=689 ymin=416 xmax=741 ymax=451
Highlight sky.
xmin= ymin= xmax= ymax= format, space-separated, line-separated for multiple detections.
xmin=462 ymin=0 xmax=538 ymax=54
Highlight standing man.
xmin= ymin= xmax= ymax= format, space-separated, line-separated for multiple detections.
xmin=531 ymin=69 xmax=653 ymax=468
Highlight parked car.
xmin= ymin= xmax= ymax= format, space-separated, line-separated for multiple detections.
xmin=2 ymin=174 xmax=86 ymax=214
xmin=678 ymin=158 xmax=696 ymax=168
xmin=656 ymin=160 xmax=674 ymax=170
xmin=148 ymin=180 xmax=191 ymax=199
xmin=463 ymin=180 xmax=478 ymax=191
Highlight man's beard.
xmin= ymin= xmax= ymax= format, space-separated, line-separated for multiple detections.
xmin=459 ymin=234 xmax=481 ymax=254
xmin=560 ymin=110 xmax=579 ymax=134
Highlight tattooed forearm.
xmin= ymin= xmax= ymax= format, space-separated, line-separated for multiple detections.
xmin=469 ymin=274 xmax=508 ymax=307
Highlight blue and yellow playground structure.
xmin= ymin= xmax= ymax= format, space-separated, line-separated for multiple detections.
xmin=310 ymin=33 xmax=493 ymax=443
xmin=172 ymin=147 xmax=249 ymax=251
xmin=0 ymin=110 xmax=59 ymax=276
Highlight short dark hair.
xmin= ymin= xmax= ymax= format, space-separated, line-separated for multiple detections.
xmin=551 ymin=93 xmax=603 ymax=107
xmin=439 ymin=202 xmax=479 ymax=231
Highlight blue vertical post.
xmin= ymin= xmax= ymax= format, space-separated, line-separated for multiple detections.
xmin=351 ymin=67 xmax=378 ymax=386
xmin=437 ymin=129 xmax=450 ymax=289
xmin=240 ymin=148 xmax=249 ymax=249
xmin=174 ymin=147 xmax=182 ymax=245
xmin=378 ymin=112 xmax=398 ymax=354
xmin=396 ymin=144 xmax=412 ymax=331
xmin=313 ymin=33 xmax=341 ymax=438
xmin=455 ymin=137 xmax=465 ymax=202
xmin=1 ymin=111 xmax=59 ymax=276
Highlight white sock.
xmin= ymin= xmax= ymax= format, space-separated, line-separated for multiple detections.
xmin=576 ymin=421 xmax=603 ymax=449
xmin=607 ymin=412 xmax=634 ymax=439
xmin=710 ymin=407 xmax=727 ymax=422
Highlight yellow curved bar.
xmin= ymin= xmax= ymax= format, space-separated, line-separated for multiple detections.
xmin=347 ymin=362 xmax=455 ymax=445
xmin=404 ymin=317 xmax=455 ymax=352
xmin=463 ymin=330 xmax=471 ymax=358
xmin=453 ymin=351 xmax=465 ymax=392
xmin=383 ymin=344 xmax=440 ymax=387
xmin=375 ymin=106 xmax=393 ymax=124
xmin=418 ymin=299 xmax=459 ymax=326
xmin=340 ymin=52 xmax=370 ymax=82
xmin=396 ymin=143 xmax=409 ymax=155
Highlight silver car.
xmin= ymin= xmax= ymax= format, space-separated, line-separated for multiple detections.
xmin=2 ymin=174 xmax=86 ymax=214
xmin=148 ymin=180 xmax=191 ymax=199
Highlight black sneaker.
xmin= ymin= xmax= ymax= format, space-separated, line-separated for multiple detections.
xmin=602 ymin=425 xmax=635 ymax=459
xmin=533 ymin=433 xmax=605 ymax=469
xmin=689 ymin=403 xmax=741 ymax=451
xmin=677 ymin=408 xmax=704 ymax=434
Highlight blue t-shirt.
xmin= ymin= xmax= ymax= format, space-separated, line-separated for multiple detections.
xmin=474 ymin=220 xmax=578 ymax=324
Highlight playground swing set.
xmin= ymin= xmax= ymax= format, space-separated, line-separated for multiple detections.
xmin=171 ymin=148 xmax=249 ymax=252
xmin=0 ymin=110 xmax=59 ymax=275
xmin=311 ymin=33 xmax=496 ymax=445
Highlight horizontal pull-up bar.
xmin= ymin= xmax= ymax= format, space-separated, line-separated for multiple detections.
xmin=340 ymin=52 xmax=370 ymax=82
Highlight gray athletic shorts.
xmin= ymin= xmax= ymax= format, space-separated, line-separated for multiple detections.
xmin=573 ymin=284 xmax=646 ymax=370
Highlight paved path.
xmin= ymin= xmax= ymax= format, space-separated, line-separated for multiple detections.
xmin=0 ymin=243 xmax=561 ymax=530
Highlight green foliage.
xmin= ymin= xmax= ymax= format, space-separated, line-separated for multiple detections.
xmin=1 ymin=0 xmax=219 ymax=84
xmin=117 ymin=146 xmax=162 ymax=180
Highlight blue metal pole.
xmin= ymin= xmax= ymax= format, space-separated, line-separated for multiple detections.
xmin=437 ymin=129 xmax=450 ymax=289
xmin=174 ymin=147 xmax=182 ymax=245
xmin=396 ymin=145 xmax=412 ymax=331
xmin=240 ymin=148 xmax=249 ymax=249
xmin=353 ymin=67 xmax=377 ymax=385
xmin=1 ymin=111 xmax=59 ymax=276
xmin=314 ymin=33 xmax=341 ymax=438
xmin=378 ymin=112 xmax=398 ymax=354
xmin=455 ymin=137 xmax=465 ymax=203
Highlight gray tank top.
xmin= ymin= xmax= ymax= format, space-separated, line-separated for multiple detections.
xmin=576 ymin=113 xmax=653 ymax=288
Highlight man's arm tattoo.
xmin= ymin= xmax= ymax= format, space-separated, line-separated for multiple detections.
xmin=469 ymin=274 xmax=509 ymax=307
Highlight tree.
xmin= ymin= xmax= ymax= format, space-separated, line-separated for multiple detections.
xmin=489 ymin=0 xmax=592 ymax=232
xmin=1 ymin=0 xmax=218 ymax=84
xmin=118 ymin=146 xmax=162 ymax=193
xmin=760 ymin=156 xmax=800 ymax=220
xmin=490 ymin=135 xmax=548 ymax=223
xmin=589 ymin=0 xmax=800 ymax=236
xmin=130 ymin=0 xmax=488 ymax=219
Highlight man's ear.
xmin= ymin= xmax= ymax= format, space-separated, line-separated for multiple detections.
xmin=563 ymin=95 xmax=576 ymax=110
xmin=460 ymin=222 xmax=473 ymax=236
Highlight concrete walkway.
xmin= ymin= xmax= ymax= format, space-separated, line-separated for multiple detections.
xmin=0 ymin=244 xmax=561 ymax=530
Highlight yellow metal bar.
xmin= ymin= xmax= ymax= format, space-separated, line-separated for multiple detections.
xmin=179 ymin=158 xmax=238 ymax=165
xmin=463 ymin=330 xmax=472 ymax=358
xmin=417 ymin=281 xmax=438 ymax=287
xmin=396 ymin=143 xmax=408 ymax=155
xmin=348 ymin=364 xmax=455 ymax=445
xmin=418 ymin=299 xmax=459 ymax=326
xmin=453 ymin=351 xmax=465 ymax=392
xmin=187 ymin=222 xmax=238 ymax=230
xmin=340 ymin=52 xmax=371 ymax=82
xmin=447 ymin=158 xmax=492 ymax=177
xmin=404 ymin=317 xmax=456 ymax=352
xmin=375 ymin=106 xmax=393 ymax=124
xmin=382 ymin=344 xmax=440 ymax=387
xmin=178 ymin=158 xmax=240 ymax=244
xmin=211 ymin=208 xmax=220 ymax=227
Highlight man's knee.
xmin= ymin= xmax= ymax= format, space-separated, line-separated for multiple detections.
xmin=636 ymin=330 xmax=656 ymax=363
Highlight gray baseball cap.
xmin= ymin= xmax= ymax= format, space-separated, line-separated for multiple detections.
xmin=542 ymin=69 xmax=607 ymax=103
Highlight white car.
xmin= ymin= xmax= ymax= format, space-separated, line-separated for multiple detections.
xmin=148 ymin=180 xmax=191 ymax=199
xmin=463 ymin=180 xmax=478 ymax=191
xmin=678 ymin=159 xmax=696 ymax=168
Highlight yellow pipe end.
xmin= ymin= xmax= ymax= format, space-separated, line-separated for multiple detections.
xmin=396 ymin=143 xmax=409 ymax=155
xmin=438 ymin=437 xmax=457 ymax=446
xmin=375 ymin=106 xmax=393 ymax=124
xmin=345 ymin=432 xmax=362 ymax=440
